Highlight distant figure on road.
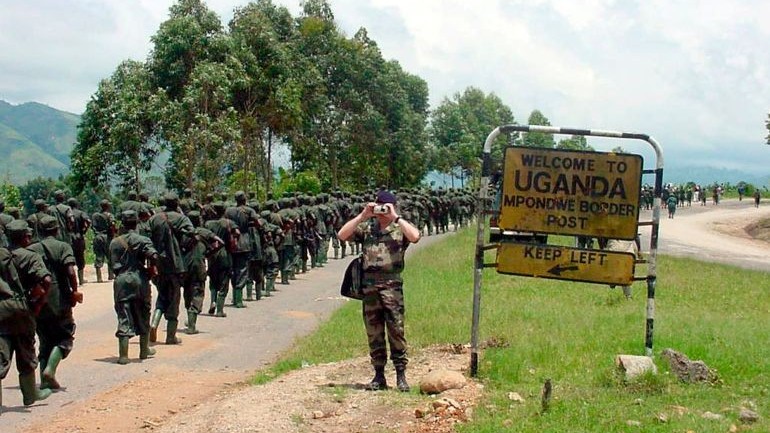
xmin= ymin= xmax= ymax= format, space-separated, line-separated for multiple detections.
xmin=666 ymin=194 xmax=678 ymax=218
xmin=754 ymin=189 xmax=761 ymax=208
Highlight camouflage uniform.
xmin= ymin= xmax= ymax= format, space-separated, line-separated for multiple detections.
xmin=67 ymin=198 xmax=91 ymax=284
xmin=259 ymin=211 xmax=282 ymax=296
xmin=356 ymin=219 xmax=411 ymax=370
xmin=224 ymin=193 xmax=259 ymax=307
xmin=183 ymin=211 xmax=220 ymax=332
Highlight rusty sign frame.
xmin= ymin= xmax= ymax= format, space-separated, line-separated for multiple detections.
xmin=470 ymin=125 xmax=664 ymax=377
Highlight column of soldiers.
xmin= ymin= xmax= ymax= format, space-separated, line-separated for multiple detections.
xmin=0 ymin=186 xmax=475 ymax=410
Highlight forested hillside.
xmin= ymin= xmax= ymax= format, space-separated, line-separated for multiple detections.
xmin=0 ymin=100 xmax=79 ymax=183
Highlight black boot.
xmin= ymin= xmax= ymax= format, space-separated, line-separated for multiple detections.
xmin=366 ymin=366 xmax=387 ymax=391
xmin=396 ymin=367 xmax=410 ymax=392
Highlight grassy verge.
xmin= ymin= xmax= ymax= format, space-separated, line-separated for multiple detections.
xmin=254 ymin=228 xmax=770 ymax=432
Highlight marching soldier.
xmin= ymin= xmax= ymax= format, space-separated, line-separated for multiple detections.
xmin=27 ymin=215 xmax=83 ymax=389
xmin=67 ymin=198 xmax=91 ymax=285
xmin=50 ymin=190 xmax=75 ymax=245
xmin=4 ymin=220 xmax=53 ymax=404
xmin=148 ymin=193 xmax=194 ymax=345
xmin=205 ymin=203 xmax=239 ymax=316
xmin=224 ymin=192 xmax=259 ymax=307
xmin=110 ymin=211 xmax=158 ymax=364
xmin=182 ymin=211 xmax=222 ymax=334
xmin=92 ymin=200 xmax=116 ymax=283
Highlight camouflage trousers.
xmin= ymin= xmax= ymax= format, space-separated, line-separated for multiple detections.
xmin=361 ymin=277 xmax=408 ymax=368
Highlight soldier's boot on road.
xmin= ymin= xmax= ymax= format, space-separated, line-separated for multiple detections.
xmin=184 ymin=311 xmax=199 ymax=335
xmin=233 ymin=289 xmax=245 ymax=308
xmin=117 ymin=337 xmax=130 ymax=365
xmin=245 ymin=281 xmax=255 ymax=301
xmin=334 ymin=248 xmax=339 ymax=259
xmin=208 ymin=288 xmax=217 ymax=314
xmin=78 ymin=268 xmax=86 ymax=285
xmin=165 ymin=320 xmax=183 ymax=345
xmin=301 ymin=260 xmax=308 ymax=273
xmin=140 ymin=333 xmax=156 ymax=359
xmin=396 ymin=367 xmax=410 ymax=392
xmin=41 ymin=347 xmax=63 ymax=390
xmin=215 ymin=293 xmax=227 ymax=317
xmin=265 ymin=278 xmax=274 ymax=297
xmin=19 ymin=373 xmax=52 ymax=406
xmin=341 ymin=247 xmax=346 ymax=259
xmin=365 ymin=366 xmax=387 ymax=391
xmin=96 ymin=267 xmax=104 ymax=283
xmin=280 ymin=271 xmax=289 ymax=285
xmin=107 ymin=268 xmax=115 ymax=281
xmin=149 ymin=309 xmax=163 ymax=343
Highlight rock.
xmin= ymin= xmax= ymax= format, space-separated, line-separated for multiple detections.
xmin=615 ymin=355 xmax=658 ymax=379
xmin=312 ymin=410 xmax=324 ymax=419
xmin=414 ymin=408 xmax=428 ymax=418
xmin=739 ymin=408 xmax=759 ymax=424
xmin=660 ymin=348 xmax=718 ymax=383
xmin=507 ymin=392 xmax=525 ymax=403
xmin=701 ymin=411 xmax=723 ymax=420
xmin=655 ymin=413 xmax=668 ymax=423
xmin=419 ymin=369 xmax=467 ymax=394
xmin=502 ymin=419 xmax=513 ymax=427
xmin=669 ymin=405 xmax=688 ymax=416
xmin=432 ymin=400 xmax=449 ymax=410
xmin=626 ymin=420 xmax=642 ymax=426
xmin=729 ymin=424 xmax=738 ymax=433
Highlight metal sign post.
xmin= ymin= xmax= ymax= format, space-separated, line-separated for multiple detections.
xmin=470 ymin=125 xmax=664 ymax=377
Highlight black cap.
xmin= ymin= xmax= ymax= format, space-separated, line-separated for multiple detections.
xmin=375 ymin=190 xmax=397 ymax=205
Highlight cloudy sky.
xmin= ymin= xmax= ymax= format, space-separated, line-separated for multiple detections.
xmin=2 ymin=0 xmax=770 ymax=174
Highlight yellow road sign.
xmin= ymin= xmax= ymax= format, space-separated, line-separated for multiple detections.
xmin=496 ymin=242 xmax=636 ymax=285
xmin=499 ymin=147 xmax=643 ymax=239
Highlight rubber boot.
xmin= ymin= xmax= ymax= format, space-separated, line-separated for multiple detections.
xmin=280 ymin=271 xmax=289 ymax=285
xmin=396 ymin=367 xmax=410 ymax=392
xmin=108 ymin=268 xmax=115 ymax=281
xmin=365 ymin=366 xmax=387 ymax=391
xmin=41 ymin=347 xmax=63 ymax=390
xmin=140 ymin=333 xmax=156 ymax=359
xmin=184 ymin=311 xmax=199 ymax=334
xmin=165 ymin=320 xmax=182 ymax=345
xmin=233 ymin=289 xmax=245 ymax=308
xmin=208 ymin=288 xmax=216 ymax=314
xmin=96 ymin=267 xmax=104 ymax=283
xmin=78 ymin=268 xmax=86 ymax=285
xmin=117 ymin=337 xmax=130 ymax=365
xmin=215 ymin=293 xmax=227 ymax=317
xmin=149 ymin=309 xmax=163 ymax=343
xmin=622 ymin=286 xmax=632 ymax=300
xmin=19 ymin=373 xmax=52 ymax=406
xmin=265 ymin=278 xmax=274 ymax=297
xmin=334 ymin=248 xmax=339 ymax=259
xmin=302 ymin=260 xmax=308 ymax=273
xmin=255 ymin=278 xmax=264 ymax=300
xmin=245 ymin=281 xmax=255 ymax=301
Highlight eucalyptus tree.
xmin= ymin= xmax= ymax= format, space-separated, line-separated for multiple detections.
xmin=556 ymin=135 xmax=594 ymax=151
xmin=70 ymin=60 xmax=159 ymax=192
xmin=229 ymin=0 xmax=303 ymax=195
xmin=429 ymin=87 xmax=514 ymax=183
xmin=520 ymin=109 xmax=555 ymax=148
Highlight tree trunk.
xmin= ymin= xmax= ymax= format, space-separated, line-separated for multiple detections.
xmin=266 ymin=129 xmax=273 ymax=196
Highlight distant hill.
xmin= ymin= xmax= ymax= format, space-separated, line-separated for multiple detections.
xmin=0 ymin=100 xmax=80 ymax=184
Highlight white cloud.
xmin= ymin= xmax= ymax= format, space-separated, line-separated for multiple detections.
xmin=1 ymin=0 xmax=769 ymax=174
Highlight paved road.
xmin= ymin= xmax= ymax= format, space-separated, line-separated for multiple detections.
xmin=2 ymin=231 xmax=452 ymax=431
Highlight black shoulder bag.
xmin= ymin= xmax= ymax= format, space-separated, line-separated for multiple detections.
xmin=340 ymin=255 xmax=364 ymax=300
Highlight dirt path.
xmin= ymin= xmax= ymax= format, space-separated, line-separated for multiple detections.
xmin=642 ymin=198 xmax=770 ymax=271
xmin=2 ymin=232 xmax=452 ymax=432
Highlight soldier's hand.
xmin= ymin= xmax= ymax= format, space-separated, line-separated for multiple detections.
xmin=362 ymin=203 xmax=376 ymax=219
xmin=71 ymin=291 xmax=84 ymax=306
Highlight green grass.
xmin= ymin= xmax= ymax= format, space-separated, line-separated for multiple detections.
xmin=254 ymin=228 xmax=770 ymax=432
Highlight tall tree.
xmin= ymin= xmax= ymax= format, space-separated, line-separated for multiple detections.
xmin=70 ymin=60 xmax=159 ymax=192
xmin=429 ymin=87 xmax=513 ymax=183
xmin=556 ymin=135 xmax=594 ymax=151
xmin=230 ymin=0 xmax=302 ymax=195
xmin=521 ymin=109 xmax=555 ymax=148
